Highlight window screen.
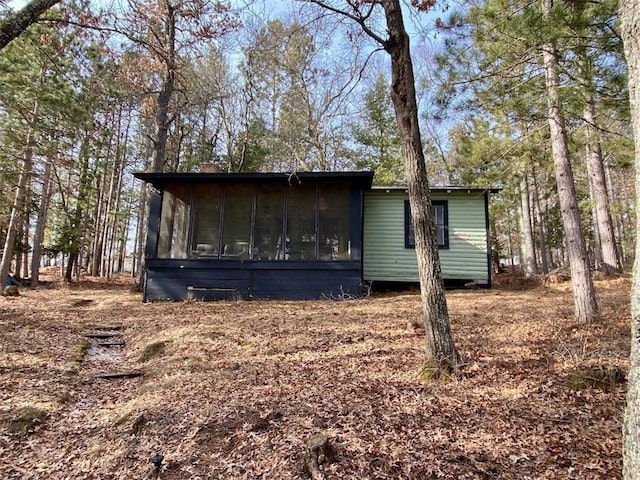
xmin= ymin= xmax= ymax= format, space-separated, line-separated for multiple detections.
xmin=221 ymin=184 xmax=253 ymax=260
xmin=157 ymin=184 xmax=191 ymax=259
xmin=286 ymin=184 xmax=317 ymax=260
xmin=191 ymin=185 xmax=222 ymax=257
xmin=318 ymin=183 xmax=351 ymax=260
xmin=254 ymin=184 xmax=285 ymax=260
xmin=156 ymin=180 xmax=360 ymax=263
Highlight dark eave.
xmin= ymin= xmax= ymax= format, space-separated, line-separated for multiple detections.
xmin=133 ymin=171 xmax=374 ymax=189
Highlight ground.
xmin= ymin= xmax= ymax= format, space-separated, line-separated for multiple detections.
xmin=0 ymin=271 xmax=630 ymax=479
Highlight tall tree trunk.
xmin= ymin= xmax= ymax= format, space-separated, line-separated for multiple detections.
xmin=21 ymin=210 xmax=30 ymax=279
xmin=620 ymin=0 xmax=640 ymax=476
xmin=490 ymin=216 xmax=500 ymax=273
xmin=117 ymin=198 xmax=133 ymax=274
xmin=583 ymin=102 xmax=621 ymax=274
xmin=520 ymin=171 xmax=538 ymax=277
xmin=92 ymin=112 xmax=117 ymax=276
xmin=132 ymin=122 xmax=153 ymax=289
xmin=574 ymin=3 xmax=621 ymax=275
xmin=101 ymin=148 xmax=119 ymax=277
xmin=0 ymin=124 xmax=35 ymax=286
xmin=14 ymin=224 xmax=23 ymax=279
xmin=532 ymin=167 xmax=550 ymax=274
xmin=106 ymin=153 xmax=125 ymax=275
xmin=91 ymin=172 xmax=105 ymax=276
xmin=382 ymin=0 xmax=460 ymax=372
xmin=133 ymin=178 xmax=147 ymax=278
xmin=64 ymin=251 xmax=77 ymax=282
xmin=506 ymin=209 xmax=516 ymax=271
xmin=65 ymin=137 xmax=92 ymax=282
xmin=588 ymin=165 xmax=604 ymax=272
xmin=541 ymin=0 xmax=598 ymax=323
xmin=133 ymin=1 xmax=176 ymax=291
xmin=152 ymin=1 xmax=177 ymax=173
xmin=605 ymin=162 xmax=626 ymax=266
xmin=30 ymin=155 xmax=53 ymax=287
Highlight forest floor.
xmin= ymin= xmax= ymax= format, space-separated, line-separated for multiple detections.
xmin=0 ymin=270 xmax=631 ymax=479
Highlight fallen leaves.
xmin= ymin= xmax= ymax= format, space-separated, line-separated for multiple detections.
xmin=0 ymin=273 xmax=630 ymax=479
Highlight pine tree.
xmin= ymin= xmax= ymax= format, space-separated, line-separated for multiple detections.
xmin=620 ymin=0 xmax=640 ymax=475
xmin=351 ymin=72 xmax=404 ymax=185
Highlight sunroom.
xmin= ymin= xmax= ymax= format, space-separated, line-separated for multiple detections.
xmin=134 ymin=171 xmax=374 ymax=301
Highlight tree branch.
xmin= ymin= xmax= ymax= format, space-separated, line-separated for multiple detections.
xmin=299 ymin=0 xmax=389 ymax=46
xmin=0 ymin=0 xmax=62 ymax=51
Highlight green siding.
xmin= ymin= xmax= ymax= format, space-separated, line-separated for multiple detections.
xmin=363 ymin=190 xmax=490 ymax=284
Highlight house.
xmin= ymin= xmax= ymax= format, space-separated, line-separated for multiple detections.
xmin=133 ymin=171 xmax=373 ymax=301
xmin=363 ymin=187 xmax=496 ymax=288
xmin=134 ymin=171 xmax=496 ymax=301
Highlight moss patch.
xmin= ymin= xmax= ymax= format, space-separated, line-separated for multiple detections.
xmin=140 ymin=341 xmax=167 ymax=363
xmin=65 ymin=339 xmax=90 ymax=374
xmin=1 ymin=286 xmax=19 ymax=296
xmin=5 ymin=406 xmax=50 ymax=435
xmin=566 ymin=366 xmax=625 ymax=392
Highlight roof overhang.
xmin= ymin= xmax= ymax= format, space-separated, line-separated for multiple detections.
xmin=370 ymin=186 xmax=502 ymax=194
xmin=133 ymin=171 xmax=375 ymax=189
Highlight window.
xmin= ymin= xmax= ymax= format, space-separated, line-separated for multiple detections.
xmin=191 ymin=185 xmax=222 ymax=257
xmin=405 ymin=200 xmax=449 ymax=249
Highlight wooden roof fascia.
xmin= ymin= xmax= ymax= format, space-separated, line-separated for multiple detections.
xmin=370 ymin=186 xmax=502 ymax=194
xmin=133 ymin=171 xmax=375 ymax=189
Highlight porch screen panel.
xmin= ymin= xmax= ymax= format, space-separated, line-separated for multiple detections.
xmin=191 ymin=184 xmax=222 ymax=257
xmin=221 ymin=184 xmax=253 ymax=260
xmin=318 ymin=183 xmax=351 ymax=260
xmin=254 ymin=184 xmax=285 ymax=260
xmin=286 ymin=184 xmax=316 ymax=260
xmin=157 ymin=184 xmax=191 ymax=259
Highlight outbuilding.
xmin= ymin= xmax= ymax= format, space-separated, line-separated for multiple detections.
xmin=134 ymin=171 xmax=496 ymax=300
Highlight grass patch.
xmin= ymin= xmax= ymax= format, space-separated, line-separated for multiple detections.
xmin=418 ymin=362 xmax=456 ymax=383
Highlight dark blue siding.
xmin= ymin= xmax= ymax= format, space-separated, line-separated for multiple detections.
xmin=144 ymin=260 xmax=362 ymax=301
xmin=252 ymin=269 xmax=361 ymax=299
xmin=146 ymin=267 xmax=251 ymax=301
